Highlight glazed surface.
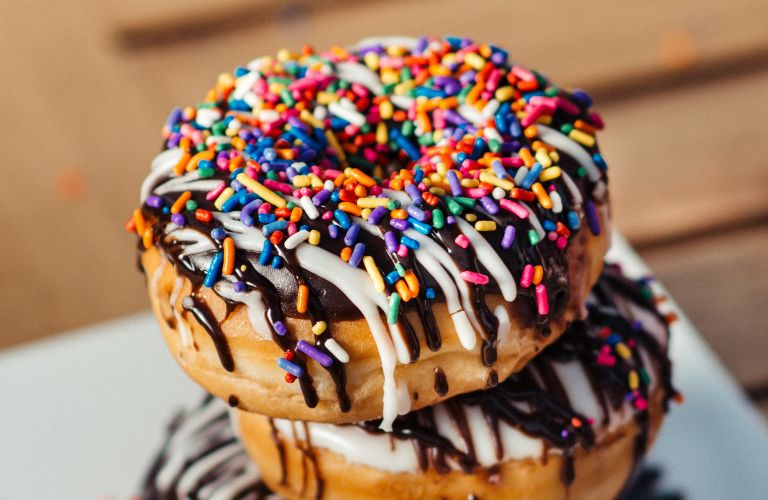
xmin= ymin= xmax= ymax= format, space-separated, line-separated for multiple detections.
xmin=131 ymin=36 xmax=610 ymax=429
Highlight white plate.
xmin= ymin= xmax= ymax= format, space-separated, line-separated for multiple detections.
xmin=1 ymin=235 xmax=766 ymax=499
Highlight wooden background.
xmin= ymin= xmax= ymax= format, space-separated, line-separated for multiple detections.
xmin=1 ymin=1 xmax=766 ymax=407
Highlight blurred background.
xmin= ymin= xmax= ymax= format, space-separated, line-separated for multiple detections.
xmin=0 ymin=0 xmax=766 ymax=413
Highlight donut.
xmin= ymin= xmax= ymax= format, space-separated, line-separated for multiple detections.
xmin=140 ymin=395 xmax=269 ymax=500
xmin=130 ymin=36 xmax=611 ymax=428
xmin=234 ymin=264 xmax=679 ymax=499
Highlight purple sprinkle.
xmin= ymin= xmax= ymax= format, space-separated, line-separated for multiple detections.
xmin=296 ymin=340 xmax=333 ymax=367
xmin=585 ymin=200 xmax=601 ymax=236
xmin=561 ymin=430 xmax=569 ymax=439
xmin=368 ymin=205 xmax=387 ymax=225
xmin=479 ymin=196 xmax=499 ymax=215
xmin=233 ymin=281 xmax=246 ymax=293
xmin=446 ymin=215 xmax=457 ymax=225
xmin=348 ymin=243 xmax=366 ymax=267
xmin=240 ymin=199 xmax=263 ymax=226
xmin=328 ymin=224 xmax=339 ymax=239
xmin=171 ymin=213 xmax=186 ymax=226
xmin=446 ymin=170 xmax=463 ymax=196
xmin=384 ymin=231 xmax=398 ymax=253
xmin=389 ymin=218 xmax=409 ymax=231
xmin=406 ymin=204 xmax=427 ymax=222
xmin=146 ymin=195 xmax=164 ymax=209
xmin=312 ymin=189 xmax=331 ymax=206
xmin=501 ymin=225 xmax=516 ymax=249
xmin=344 ymin=223 xmax=360 ymax=246
xmin=274 ymin=321 xmax=287 ymax=336
xmin=404 ymin=183 xmax=423 ymax=205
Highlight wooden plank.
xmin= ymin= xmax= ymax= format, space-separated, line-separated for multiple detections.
xmin=640 ymin=225 xmax=768 ymax=388
xmin=108 ymin=0 xmax=768 ymax=91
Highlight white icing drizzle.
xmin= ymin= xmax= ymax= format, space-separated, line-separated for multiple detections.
xmin=214 ymin=280 xmax=272 ymax=339
xmin=455 ymin=218 xmax=516 ymax=302
xmin=141 ymin=148 xmax=184 ymax=202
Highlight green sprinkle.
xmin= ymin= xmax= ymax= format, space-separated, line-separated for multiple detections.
xmin=488 ymin=138 xmax=501 ymax=153
xmin=198 ymin=167 xmax=215 ymax=178
xmin=432 ymin=208 xmax=445 ymax=229
xmin=185 ymin=200 xmax=198 ymax=211
xmin=528 ymin=229 xmax=541 ymax=245
xmin=395 ymin=263 xmax=406 ymax=277
xmin=387 ymin=293 xmax=401 ymax=324
xmin=560 ymin=123 xmax=573 ymax=134
xmin=453 ymin=196 xmax=476 ymax=209
xmin=639 ymin=368 xmax=652 ymax=385
xmin=446 ymin=198 xmax=463 ymax=215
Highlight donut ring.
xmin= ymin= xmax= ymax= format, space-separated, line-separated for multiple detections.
xmin=234 ymin=265 xmax=678 ymax=499
xmin=132 ymin=36 xmax=611 ymax=428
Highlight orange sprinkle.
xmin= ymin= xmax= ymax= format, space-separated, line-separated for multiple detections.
xmin=349 ymin=168 xmax=376 ymax=187
xmin=390 ymin=209 xmax=408 ymax=219
xmin=532 ymin=182 xmax=553 ymax=209
xmin=519 ymin=148 xmax=535 ymax=167
xmin=231 ymin=136 xmax=245 ymax=151
xmin=338 ymin=201 xmax=362 ymax=216
xmin=395 ymin=279 xmax=412 ymax=302
xmin=574 ymin=119 xmax=598 ymax=135
xmin=532 ymin=265 xmax=544 ymax=286
xmin=222 ymin=237 xmax=235 ymax=275
xmin=186 ymin=150 xmax=214 ymax=172
xmin=290 ymin=207 xmax=303 ymax=223
xmin=333 ymin=174 xmax=346 ymax=188
xmin=524 ymin=125 xmax=538 ymax=139
xmin=173 ymin=152 xmax=191 ymax=176
xmin=228 ymin=155 xmax=244 ymax=171
xmin=124 ymin=217 xmax=136 ymax=233
xmin=404 ymin=270 xmax=419 ymax=297
xmin=142 ymin=227 xmax=153 ymax=249
xmin=571 ymin=417 xmax=582 ymax=428
xmin=170 ymin=191 xmax=192 ymax=214
xmin=296 ymin=285 xmax=309 ymax=314
xmin=132 ymin=208 xmax=147 ymax=235
xmin=340 ymin=247 xmax=352 ymax=262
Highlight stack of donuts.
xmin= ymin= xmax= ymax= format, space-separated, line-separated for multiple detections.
xmin=130 ymin=36 xmax=679 ymax=499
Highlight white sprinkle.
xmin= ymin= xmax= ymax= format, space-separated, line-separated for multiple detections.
xmin=514 ymin=166 xmax=529 ymax=185
xmin=258 ymin=109 xmax=280 ymax=123
xmin=492 ymin=187 xmax=506 ymax=200
xmin=196 ymin=108 xmax=222 ymax=128
xmin=550 ymin=191 xmax=563 ymax=213
xmin=329 ymin=101 xmax=366 ymax=127
xmin=300 ymin=196 xmax=319 ymax=220
xmin=390 ymin=95 xmax=415 ymax=110
xmin=323 ymin=180 xmax=335 ymax=191
xmin=457 ymin=103 xmax=484 ymax=126
xmin=284 ymin=230 xmax=310 ymax=250
xmin=482 ymin=99 xmax=500 ymax=120
xmin=324 ymin=339 xmax=349 ymax=363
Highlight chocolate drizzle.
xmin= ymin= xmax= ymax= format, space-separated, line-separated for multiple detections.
xmin=353 ymin=265 xmax=676 ymax=487
xmin=181 ymin=295 xmax=234 ymax=371
xmin=434 ymin=367 xmax=449 ymax=396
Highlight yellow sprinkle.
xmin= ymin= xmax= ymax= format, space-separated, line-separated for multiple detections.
xmin=300 ymin=109 xmax=323 ymax=128
xmin=324 ymin=130 xmax=347 ymax=164
xmin=460 ymin=178 xmax=479 ymax=188
xmin=381 ymin=68 xmax=399 ymax=85
xmin=214 ymin=187 xmax=235 ymax=210
xmin=292 ymin=175 xmax=311 ymax=188
xmin=616 ymin=342 xmax=631 ymax=360
xmin=535 ymin=148 xmax=552 ymax=168
xmin=464 ymin=52 xmax=486 ymax=70
xmin=628 ymin=371 xmax=640 ymax=390
xmin=429 ymin=186 xmax=447 ymax=196
xmin=308 ymin=173 xmax=324 ymax=188
xmin=379 ymin=99 xmax=394 ymax=120
xmin=363 ymin=51 xmax=379 ymax=70
xmin=494 ymin=86 xmax=515 ymax=102
xmin=550 ymin=151 xmax=560 ymax=162
xmin=240 ymin=265 xmax=247 ymax=272
xmin=357 ymin=197 xmax=391 ymax=208
xmin=316 ymin=91 xmax=337 ymax=105
xmin=394 ymin=80 xmax=415 ymax=95
xmin=308 ymin=229 xmax=321 ymax=245
xmin=478 ymin=172 xmax=514 ymax=191
xmin=376 ymin=121 xmax=388 ymax=144
xmin=568 ymin=129 xmax=596 ymax=147
xmin=363 ymin=256 xmax=386 ymax=293
xmin=236 ymin=173 xmax=286 ymax=208
xmin=474 ymin=220 xmax=497 ymax=231
xmin=311 ymin=321 xmax=327 ymax=335
xmin=361 ymin=208 xmax=372 ymax=219
xmin=465 ymin=213 xmax=478 ymax=222
xmin=539 ymin=166 xmax=562 ymax=182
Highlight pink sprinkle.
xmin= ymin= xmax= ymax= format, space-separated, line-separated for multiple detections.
xmin=512 ymin=65 xmax=536 ymax=82
xmin=596 ymin=354 xmax=616 ymax=366
xmin=588 ymin=112 xmax=605 ymax=130
xmin=205 ymin=182 xmax=226 ymax=201
xmin=520 ymin=105 xmax=544 ymax=128
xmin=287 ymin=222 xmax=297 ymax=236
xmin=245 ymin=166 xmax=259 ymax=178
xmin=499 ymin=199 xmax=529 ymax=219
xmin=455 ymin=234 xmax=470 ymax=249
xmin=397 ymin=244 xmax=409 ymax=258
xmin=547 ymin=231 xmax=558 ymax=241
xmin=321 ymin=211 xmax=334 ymax=220
xmin=263 ymin=179 xmax=293 ymax=194
xmin=323 ymin=169 xmax=342 ymax=180
xmin=520 ymin=264 xmax=533 ymax=288
xmin=466 ymin=187 xmax=489 ymax=199
xmin=460 ymin=270 xmax=489 ymax=285
xmin=257 ymin=203 xmax=272 ymax=214
xmin=556 ymin=236 xmax=568 ymax=250
xmin=634 ymin=398 xmax=648 ymax=411
xmin=535 ymin=284 xmax=549 ymax=315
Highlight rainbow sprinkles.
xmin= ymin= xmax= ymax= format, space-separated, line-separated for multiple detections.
xmin=129 ymin=36 xmax=609 ymax=431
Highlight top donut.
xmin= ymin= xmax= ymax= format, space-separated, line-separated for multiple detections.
xmin=132 ymin=36 xmax=611 ymax=428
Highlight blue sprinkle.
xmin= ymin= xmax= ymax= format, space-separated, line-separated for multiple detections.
xmin=263 ymin=220 xmax=288 ymax=236
xmin=349 ymin=243 xmax=366 ymax=267
xmin=233 ymin=281 xmax=246 ymax=293
xmin=221 ymin=193 xmax=242 ymax=212
xmin=271 ymin=255 xmax=282 ymax=269
xmin=567 ymin=210 xmax=581 ymax=231
xmin=407 ymin=217 xmax=431 ymax=235
xmin=400 ymin=236 xmax=420 ymax=250
xmin=258 ymin=213 xmax=276 ymax=224
xmin=520 ymin=163 xmax=543 ymax=190
xmin=277 ymin=357 xmax=304 ymax=377
xmin=334 ymin=209 xmax=351 ymax=229
xmin=385 ymin=270 xmax=400 ymax=285
xmin=259 ymin=241 xmax=273 ymax=266
xmin=585 ymin=201 xmax=601 ymax=236
xmin=542 ymin=220 xmax=557 ymax=232
xmin=344 ymin=223 xmax=361 ymax=246
xmin=203 ymin=252 xmax=223 ymax=288
xmin=425 ymin=288 xmax=436 ymax=300
xmin=210 ymin=228 xmax=227 ymax=240
xmin=328 ymin=224 xmax=339 ymax=239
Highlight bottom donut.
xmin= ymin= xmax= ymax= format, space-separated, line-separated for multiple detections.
xmin=233 ymin=265 xmax=678 ymax=500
